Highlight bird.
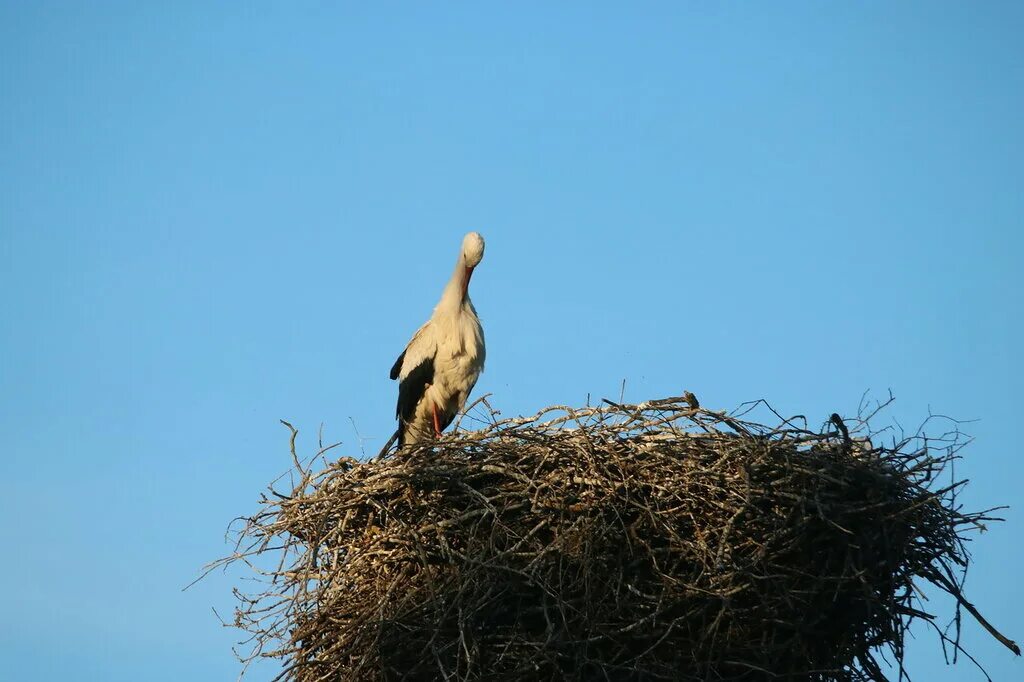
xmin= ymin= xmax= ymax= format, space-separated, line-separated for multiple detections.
xmin=387 ymin=232 xmax=486 ymax=450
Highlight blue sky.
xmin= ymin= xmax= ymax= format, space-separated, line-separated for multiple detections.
xmin=1 ymin=3 xmax=1021 ymax=680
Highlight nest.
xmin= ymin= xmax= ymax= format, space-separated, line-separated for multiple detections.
xmin=215 ymin=395 xmax=1018 ymax=680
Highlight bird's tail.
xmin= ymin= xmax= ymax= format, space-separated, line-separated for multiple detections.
xmin=376 ymin=429 xmax=400 ymax=459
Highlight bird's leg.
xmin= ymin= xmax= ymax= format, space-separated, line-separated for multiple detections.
xmin=432 ymin=403 xmax=442 ymax=438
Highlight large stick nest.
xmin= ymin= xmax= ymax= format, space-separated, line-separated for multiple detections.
xmin=215 ymin=395 xmax=1018 ymax=681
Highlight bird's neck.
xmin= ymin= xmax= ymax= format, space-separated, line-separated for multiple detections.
xmin=436 ymin=260 xmax=471 ymax=314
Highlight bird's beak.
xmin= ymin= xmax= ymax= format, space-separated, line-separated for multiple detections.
xmin=462 ymin=266 xmax=474 ymax=300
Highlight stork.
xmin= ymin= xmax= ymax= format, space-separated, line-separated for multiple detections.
xmin=387 ymin=232 xmax=486 ymax=450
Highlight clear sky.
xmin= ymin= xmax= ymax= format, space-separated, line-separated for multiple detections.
xmin=1 ymin=3 xmax=1021 ymax=680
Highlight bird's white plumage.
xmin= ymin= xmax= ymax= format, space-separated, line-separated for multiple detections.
xmin=396 ymin=322 xmax=436 ymax=382
xmin=393 ymin=232 xmax=486 ymax=447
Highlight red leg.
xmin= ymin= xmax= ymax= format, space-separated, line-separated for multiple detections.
xmin=432 ymin=403 xmax=442 ymax=438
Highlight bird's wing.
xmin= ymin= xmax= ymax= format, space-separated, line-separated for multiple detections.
xmin=389 ymin=350 xmax=405 ymax=381
xmin=397 ymin=356 xmax=435 ymax=424
xmin=392 ymin=322 xmax=438 ymax=422
xmin=391 ymin=321 xmax=435 ymax=380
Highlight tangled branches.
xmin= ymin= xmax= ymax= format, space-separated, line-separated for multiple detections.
xmin=212 ymin=395 xmax=1017 ymax=680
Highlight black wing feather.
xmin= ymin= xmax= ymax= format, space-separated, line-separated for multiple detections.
xmin=389 ymin=351 xmax=406 ymax=380
xmin=396 ymin=355 xmax=435 ymax=445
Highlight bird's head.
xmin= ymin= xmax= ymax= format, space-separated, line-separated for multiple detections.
xmin=460 ymin=232 xmax=485 ymax=300
xmin=461 ymin=232 xmax=485 ymax=268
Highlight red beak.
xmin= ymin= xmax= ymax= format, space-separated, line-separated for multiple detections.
xmin=462 ymin=266 xmax=474 ymax=300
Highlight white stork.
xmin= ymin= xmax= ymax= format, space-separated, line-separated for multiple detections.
xmin=389 ymin=232 xmax=486 ymax=448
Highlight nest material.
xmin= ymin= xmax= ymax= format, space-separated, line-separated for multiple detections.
xmin=218 ymin=395 xmax=1018 ymax=681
